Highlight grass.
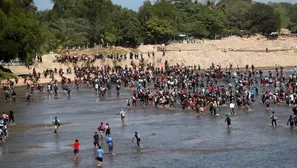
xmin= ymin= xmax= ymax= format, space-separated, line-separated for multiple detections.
xmin=0 ymin=69 xmax=17 ymax=80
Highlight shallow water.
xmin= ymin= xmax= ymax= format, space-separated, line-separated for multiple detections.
xmin=0 ymin=85 xmax=297 ymax=168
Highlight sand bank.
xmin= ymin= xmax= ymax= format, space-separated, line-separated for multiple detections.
xmin=2 ymin=36 xmax=297 ymax=86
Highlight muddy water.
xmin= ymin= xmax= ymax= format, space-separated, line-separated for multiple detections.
xmin=1 ymin=85 xmax=297 ymax=168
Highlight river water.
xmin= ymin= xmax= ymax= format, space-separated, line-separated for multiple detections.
xmin=0 ymin=85 xmax=297 ymax=168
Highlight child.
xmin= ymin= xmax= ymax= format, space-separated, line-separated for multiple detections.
xmin=73 ymin=139 xmax=80 ymax=158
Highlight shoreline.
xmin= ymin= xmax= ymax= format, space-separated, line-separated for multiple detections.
xmin=2 ymin=36 xmax=297 ymax=87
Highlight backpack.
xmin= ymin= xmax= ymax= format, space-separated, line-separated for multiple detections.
xmin=54 ymin=120 xmax=60 ymax=126
xmin=100 ymin=125 xmax=105 ymax=131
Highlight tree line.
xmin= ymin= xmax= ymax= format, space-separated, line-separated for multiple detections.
xmin=0 ymin=0 xmax=297 ymax=64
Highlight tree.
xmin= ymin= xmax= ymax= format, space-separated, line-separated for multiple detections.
xmin=110 ymin=6 xmax=141 ymax=46
xmin=217 ymin=0 xmax=253 ymax=31
xmin=1 ymin=0 xmax=295 ymax=64
xmin=145 ymin=16 xmax=176 ymax=43
xmin=248 ymin=3 xmax=281 ymax=34
xmin=0 ymin=0 xmax=41 ymax=64
xmin=269 ymin=2 xmax=290 ymax=29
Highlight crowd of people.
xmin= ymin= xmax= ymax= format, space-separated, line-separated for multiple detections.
xmin=3 ymin=61 xmax=297 ymax=123
xmin=3 ymin=58 xmax=297 ymax=166
xmin=54 ymin=51 xmax=152 ymax=65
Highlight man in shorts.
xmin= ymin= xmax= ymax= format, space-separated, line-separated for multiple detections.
xmin=96 ymin=146 xmax=104 ymax=166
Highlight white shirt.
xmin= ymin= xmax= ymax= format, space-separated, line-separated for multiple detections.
xmin=230 ymin=103 xmax=235 ymax=108
xmin=290 ymin=94 xmax=294 ymax=101
xmin=120 ymin=111 xmax=125 ymax=117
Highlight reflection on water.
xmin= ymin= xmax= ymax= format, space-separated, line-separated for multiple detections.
xmin=73 ymin=158 xmax=80 ymax=168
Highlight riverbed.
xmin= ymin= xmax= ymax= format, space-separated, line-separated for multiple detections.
xmin=0 ymin=85 xmax=297 ymax=168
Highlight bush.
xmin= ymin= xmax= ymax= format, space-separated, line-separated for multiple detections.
xmin=0 ymin=70 xmax=17 ymax=80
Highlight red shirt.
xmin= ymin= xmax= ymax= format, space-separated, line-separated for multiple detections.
xmin=73 ymin=142 xmax=80 ymax=150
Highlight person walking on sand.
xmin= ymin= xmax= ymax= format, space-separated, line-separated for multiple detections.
xmin=73 ymin=139 xmax=80 ymax=158
xmin=225 ymin=115 xmax=231 ymax=129
xmin=271 ymin=111 xmax=277 ymax=127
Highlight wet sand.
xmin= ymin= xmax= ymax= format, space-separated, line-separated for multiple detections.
xmin=1 ymin=85 xmax=297 ymax=168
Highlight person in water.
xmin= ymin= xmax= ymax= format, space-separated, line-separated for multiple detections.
xmin=271 ymin=111 xmax=277 ymax=127
xmin=52 ymin=117 xmax=60 ymax=133
xmin=229 ymin=102 xmax=235 ymax=115
xmin=8 ymin=110 xmax=15 ymax=125
xmin=106 ymin=135 xmax=114 ymax=154
xmin=287 ymin=116 xmax=294 ymax=129
xmin=120 ymin=109 xmax=125 ymax=122
xmin=73 ymin=139 xmax=80 ymax=158
xmin=96 ymin=146 xmax=104 ymax=166
xmin=93 ymin=132 xmax=100 ymax=148
xmin=105 ymin=123 xmax=111 ymax=137
xmin=132 ymin=132 xmax=141 ymax=147
xmin=225 ymin=115 xmax=231 ymax=129
xmin=97 ymin=122 xmax=105 ymax=138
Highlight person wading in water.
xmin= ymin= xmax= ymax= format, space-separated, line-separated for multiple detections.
xmin=225 ymin=115 xmax=231 ymax=129
xmin=132 ymin=132 xmax=141 ymax=147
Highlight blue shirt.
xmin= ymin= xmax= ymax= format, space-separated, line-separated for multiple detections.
xmin=107 ymin=137 xmax=113 ymax=145
xmin=97 ymin=149 xmax=104 ymax=158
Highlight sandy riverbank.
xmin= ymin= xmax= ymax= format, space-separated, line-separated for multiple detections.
xmin=2 ymin=36 xmax=297 ymax=86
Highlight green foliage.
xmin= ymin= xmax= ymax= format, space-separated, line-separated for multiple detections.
xmin=218 ymin=0 xmax=253 ymax=30
xmin=1 ymin=0 xmax=297 ymax=63
xmin=269 ymin=2 xmax=289 ymax=28
xmin=248 ymin=3 xmax=281 ymax=34
xmin=0 ymin=0 xmax=41 ymax=65
xmin=110 ymin=6 xmax=141 ymax=46
xmin=0 ymin=69 xmax=17 ymax=79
